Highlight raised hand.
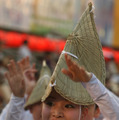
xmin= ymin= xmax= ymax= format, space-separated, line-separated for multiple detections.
xmin=62 ymin=54 xmax=92 ymax=82
xmin=18 ymin=57 xmax=37 ymax=82
xmin=5 ymin=60 xmax=26 ymax=98
xmin=5 ymin=57 xmax=37 ymax=97
xmin=17 ymin=57 xmax=37 ymax=95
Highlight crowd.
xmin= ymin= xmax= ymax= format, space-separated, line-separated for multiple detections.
xmin=0 ymin=2 xmax=119 ymax=120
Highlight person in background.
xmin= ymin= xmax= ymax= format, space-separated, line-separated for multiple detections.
xmin=24 ymin=60 xmax=51 ymax=120
xmin=17 ymin=39 xmax=33 ymax=64
xmin=0 ymin=57 xmax=36 ymax=120
xmin=0 ymin=57 xmax=51 ymax=120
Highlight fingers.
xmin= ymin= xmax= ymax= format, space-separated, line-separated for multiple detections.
xmin=7 ymin=60 xmax=17 ymax=76
xmin=61 ymin=68 xmax=73 ymax=79
xmin=17 ymin=61 xmax=23 ymax=72
xmin=65 ymin=53 xmax=79 ymax=69
xmin=23 ymin=62 xmax=37 ymax=76
xmin=10 ymin=60 xmax=17 ymax=74
xmin=7 ymin=64 xmax=13 ymax=76
xmin=17 ymin=61 xmax=24 ymax=77
xmin=70 ymin=62 xmax=80 ymax=73
xmin=31 ymin=63 xmax=37 ymax=74
xmin=4 ymin=72 xmax=11 ymax=86
xmin=17 ymin=58 xmax=25 ymax=71
xmin=17 ymin=57 xmax=36 ymax=76
xmin=25 ymin=56 xmax=30 ymax=69
xmin=24 ymin=69 xmax=37 ymax=81
xmin=17 ymin=57 xmax=30 ymax=71
xmin=5 ymin=58 xmax=26 ymax=97
xmin=25 ymin=69 xmax=37 ymax=74
xmin=21 ymin=77 xmax=26 ymax=87
xmin=64 ymin=53 xmax=80 ymax=71
xmin=17 ymin=57 xmax=37 ymax=83
xmin=32 ymin=63 xmax=36 ymax=69
xmin=65 ymin=54 xmax=73 ymax=68
xmin=64 ymin=53 xmax=89 ymax=82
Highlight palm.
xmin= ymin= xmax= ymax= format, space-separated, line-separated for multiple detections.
xmin=17 ymin=57 xmax=37 ymax=95
xmin=5 ymin=60 xmax=25 ymax=97
xmin=18 ymin=57 xmax=36 ymax=82
xmin=62 ymin=54 xmax=92 ymax=82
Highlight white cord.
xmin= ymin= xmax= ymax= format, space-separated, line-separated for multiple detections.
xmin=79 ymin=106 xmax=81 ymax=120
xmin=49 ymin=80 xmax=56 ymax=87
xmin=90 ymin=5 xmax=95 ymax=13
xmin=62 ymin=50 xmax=78 ymax=59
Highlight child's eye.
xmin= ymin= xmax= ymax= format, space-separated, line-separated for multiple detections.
xmin=45 ymin=102 xmax=53 ymax=106
xmin=65 ymin=104 xmax=75 ymax=108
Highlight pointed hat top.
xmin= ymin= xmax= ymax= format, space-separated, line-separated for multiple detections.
xmin=42 ymin=2 xmax=106 ymax=105
xmin=24 ymin=60 xmax=51 ymax=110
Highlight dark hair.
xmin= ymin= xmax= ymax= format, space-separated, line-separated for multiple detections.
xmin=23 ymin=40 xmax=28 ymax=45
xmin=95 ymin=104 xmax=99 ymax=110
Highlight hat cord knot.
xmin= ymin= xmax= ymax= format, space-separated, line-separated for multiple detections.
xmin=50 ymin=80 xmax=56 ymax=87
xmin=67 ymin=33 xmax=80 ymax=40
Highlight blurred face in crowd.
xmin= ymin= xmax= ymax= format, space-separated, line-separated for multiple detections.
xmin=42 ymin=90 xmax=100 ymax=120
xmin=30 ymin=102 xmax=42 ymax=120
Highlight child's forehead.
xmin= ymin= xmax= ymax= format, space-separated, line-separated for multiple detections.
xmin=46 ymin=96 xmax=74 ymax=105
xmin=46 ymin=89 xmax=77 ymax=105
xmin=47 ymin=90 xmax=67 ymax=101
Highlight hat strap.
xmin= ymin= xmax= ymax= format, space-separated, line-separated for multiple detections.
xmin=79 ymin=106 xmax=81 ymax=120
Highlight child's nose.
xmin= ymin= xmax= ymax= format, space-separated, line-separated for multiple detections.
xmin=52 ymin=106 xmax=64 ymax=118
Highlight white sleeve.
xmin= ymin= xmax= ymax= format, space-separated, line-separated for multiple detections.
xmin=0 ymin=94 xmax=25 ymax=120
xmin=82 ymin=74 xmax=119 ymax=120
xmin=0 ymin=103 xmax=9 ymax=120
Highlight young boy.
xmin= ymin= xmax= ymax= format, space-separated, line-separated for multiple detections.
xmin=41 ymin=2 xmax=119 ymax=120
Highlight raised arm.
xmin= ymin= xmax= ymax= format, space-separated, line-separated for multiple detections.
xmin=0 ymin=57 xmax=35 ymax=120
xmin=62 ymin=53 xmax=92 ymax=82
xmin=62 ymin=53 xmax=119 ymax=120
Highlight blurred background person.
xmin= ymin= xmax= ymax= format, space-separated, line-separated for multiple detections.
xmin=17 ymin=39 xmax=33 ymax=64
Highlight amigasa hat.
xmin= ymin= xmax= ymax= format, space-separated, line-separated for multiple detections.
xmin=42 ymin=2 xmax=106 ymax=105
xmin=24 ymin=60 xmax=51 ymax=110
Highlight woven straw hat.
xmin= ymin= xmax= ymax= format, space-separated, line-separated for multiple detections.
xmin=24 ymin=60 xmax=51 ymax=110
xmin=42 ymin=2 xmax=106 ymax=105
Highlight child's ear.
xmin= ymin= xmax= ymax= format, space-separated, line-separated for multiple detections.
xmin=94 ymin=107 xmax=100 ymax=118
xmin=81 ymin=106 xmax=88 ymax=119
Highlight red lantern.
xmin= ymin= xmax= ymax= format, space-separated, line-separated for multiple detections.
xmin=4 ymin=32 xmax=25 ymax=47
xmin=114 ymin=51 xmax=119 ymax=63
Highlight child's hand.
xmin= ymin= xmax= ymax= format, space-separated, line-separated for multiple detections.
xmin=62 ymin=54 xmax=92 ymax=82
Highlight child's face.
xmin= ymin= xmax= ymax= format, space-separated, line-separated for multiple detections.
xmin=42 ymin=90 xmax=100 ymax=120
xmin=30 ymin=102 xmax=42 ymax=120
xmin=42 ymin=90 xmax=80 ymax=120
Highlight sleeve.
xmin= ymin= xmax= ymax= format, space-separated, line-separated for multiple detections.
xmin=0 ymin=94 xmax=25 ymax=120
xmin=0 ymin=103 xmax=9 ymax=120
xmin=81 ymin=74 xmax=119 ymax=120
